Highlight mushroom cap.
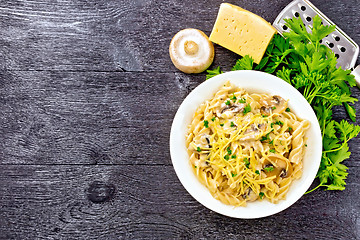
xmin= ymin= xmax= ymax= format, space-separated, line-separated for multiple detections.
xmin=169 ymin=28 xmax=214 ymax=74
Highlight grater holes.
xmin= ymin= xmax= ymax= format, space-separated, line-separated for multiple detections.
xmin=319 ymin=40 xmax=322 ymax=43
xmin=340 ymin=47 xmax=346 ymax=52
xmin=300 ymin=6 xmax=306 ymax=11
xmin=334 ymin=36 xmax=340 ymax=41
xmin=282 ymin=25 xmax=288 ymax=30
xmin=306 ymin=16 xmax=312 ymax=22
xmin=328 ymin=42 xmax=334 ymax=48
xmin=335 ymin=54 xmax=339 ymax=59
xmin=294 ymin=12 xmax=300 ymax=17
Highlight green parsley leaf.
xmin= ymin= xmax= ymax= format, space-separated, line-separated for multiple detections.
xmin=269 ymin=149 xmax=276 ymax=153
xmin=231 ymin=155 xmax=236 ymax=159
xmin=239 ymin=98 xmax=246 ymax=103
xmin=230 ymin=94 xmax=237 ymax=102
xmin=344 ymin=103 xmax=356 ymax=122
xmin=286 ymin=107 xmax=291 ymax=112
xmin=255 ymin=170 xmax=260 ymax=175
xmin=211 ymin=117 xmax=216 ymax=122
xmin=203 ymin=120 xmax=209 ymax=128
xmin=231 ymin=173 xmax=237 ymax=177
xmin=264 ymin=166 xmax=274 ymax=172
xmin=232 ymin=55 xmax=254 ymax=71
xmin=224 ymin=155 xmax=230 ymax=161
xmin=243 ymin=104 xmax=251 ymax=115
xmin=259 ymin=192 xmax=265 ymax=199
xmin=196 ymin=147 xmax=201 ymax=152
xmin=275 ymin=120 xmax=283 ymax=126
xmin=225 ymin=100 xmax=231 ymax=105
xmin=206 ymin=66 xmax=223 ymax=80
xmin=227 ymin=147 xmax=232 ymax=155
xmin=243 ymin=158 xmax=250 ymax=168
xmin=272 ymin=106 xmax=276 ymax=110
xmin=230 ymin=121 xmax=235 ymax=127
xmin=220 ymin=123 xmax=224 ymax=127
xmin=260 ymin=136 xmax=268 ymax=142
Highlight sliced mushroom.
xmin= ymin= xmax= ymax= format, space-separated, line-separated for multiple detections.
xmin=242 ymin=187 xmax=258 ymax=202
xmin=260 ymin=95 xmax=287 ymax=115
xmin=216 ymin=103 xmax=245 ymax=118
xmin=239 ymin=124 xmax=266 ymax=141
xmin=169 ymin=28 xmax=214 ymax=73
xmin=193 ymin=134 xmax=212 ymax=149
xmin=262 ymin=156 xmax=293 ymax=180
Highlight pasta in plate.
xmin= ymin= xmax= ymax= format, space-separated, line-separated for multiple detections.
xmin=185 ymin=81 xmax=310 ymax=207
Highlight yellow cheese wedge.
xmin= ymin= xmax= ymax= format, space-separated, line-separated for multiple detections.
xmin=209 ymin=3 xmax=277 ymax=64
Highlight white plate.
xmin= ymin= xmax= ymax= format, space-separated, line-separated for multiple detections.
xmin=170 ymin=70 xmax=322 ymax=219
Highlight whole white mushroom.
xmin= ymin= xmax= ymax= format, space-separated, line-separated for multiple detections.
xmin=169 ymin=28 xmax=214 ymax=74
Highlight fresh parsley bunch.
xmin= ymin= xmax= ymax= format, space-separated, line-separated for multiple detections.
xmin=206 ymin=15 xmax=360 ymax=192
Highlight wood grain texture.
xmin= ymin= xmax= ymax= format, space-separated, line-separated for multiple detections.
xmin=0 ymin=0 xmax=359 ymax=239
xmin=0 ymin=165 xmax=359 ymax=239
xmin=0 ymin=0 xmax=358 ymax=72
xmin=0 ymin=70 xmax=203 ymax=165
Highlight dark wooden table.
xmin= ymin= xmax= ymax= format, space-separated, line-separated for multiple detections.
xmin=0 ymin=0 xmax=359 ymax=239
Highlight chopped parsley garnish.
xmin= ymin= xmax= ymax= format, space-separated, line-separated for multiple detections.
xmin=203 ymin=120 xmax=209 ymax=128
xmin=275 ymin=120 xmax=283 ymax=126
xmin=239 ymin=98 xmax=246 ymax=103
xmin=244 ymin=158 xmax=250 ymax=168
xmin=270 ymin=123 xmax=274 ymax=128
xmin=196 ymin=147 xmax=201 ymax=152
xmin=305 ymin=144 xmax=308 ymax=147
xmin=243 ymin=104 xmax=251 ymax=115
xmin=269 ymin=149 xmax=276 ymax=153
xmin=230 ymin=121 xmax=235 ymax=127
xmin=227 ymin=147 xmax=232 ymax=155
xmin=272 ymin=106 xmax=276 ymax=110
xmin=269 ymin=139 xmax=274 ymax=145
xmin=255 ymin=170 xmax=260 ymax=175
xmin=286 ymin=107 xmax=291 ymax=112
xmin=230 ymin=94 xmax=237 ymax=102
xmin=262 ymin=114 xmax=267 ymax=118
xmin=231 ymin=155 xmax=236 ymax=159
xmin=264 ymin=166 xmax=274 ymax=172
xmin=220 ymin=123 xmax=224 ymax=127
xmin=225 ymin=100 xmax=231 ymax=105
xmin=194 ymin=166 xmax=197 ymax=168
xmin=211 ymin=117 xmax=216 ymax=122
xmin=260 ymin=131 xmax=272 ymax=142
xmin=260 ymin=136 xmax=268 ymax=142
xmin=224 ymin=155 xmax=230 ymax=161
xmin=288 ymin=127 xmax=293 ymax=132
xmin=259 ymin=192 xmax=265 ymax=199
xmin=231 ymin=173 xmax=237 ymax=177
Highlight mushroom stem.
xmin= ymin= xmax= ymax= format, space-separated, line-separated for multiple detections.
xmin=184 ymin=40 xmax=199 ymax=55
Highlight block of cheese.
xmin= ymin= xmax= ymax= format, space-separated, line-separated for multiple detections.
xmin=209 ymin=3 xmax=277 ymax=64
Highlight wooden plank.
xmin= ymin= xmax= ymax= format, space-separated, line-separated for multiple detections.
xmin=0 ymin=0 xmax=358 ymax=72
xmin=0 ymin=165 xmax=359 ymax=239
xmin=0 ymin=70 xmax=202 ymax=165
xmin=1 ymin=70 xmax=360 ymax=167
